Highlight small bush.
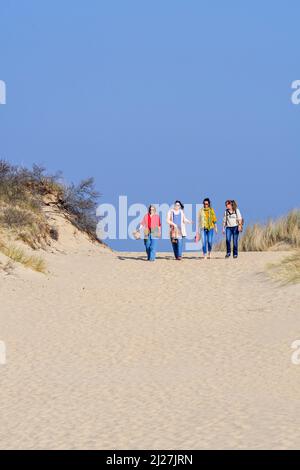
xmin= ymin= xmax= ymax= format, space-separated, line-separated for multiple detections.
xmin=0 ymin=207 xmax=34 ymax=228
xmin=0 ymin=159 xmax=101 ymax=247
xmin=59 ymin=177 xmax=100 ymax=237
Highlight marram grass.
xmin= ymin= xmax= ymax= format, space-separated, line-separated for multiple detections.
xmin=216 ymin=209 xmax=300 ymax=252
xmin=267 ymin=251 xmax=300 ymax=285
xmin=0 ymin=241 xmax=46 ymax=273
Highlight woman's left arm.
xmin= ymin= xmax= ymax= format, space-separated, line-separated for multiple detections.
xmin=183 ymin=213 xmax=193 ymax=224
xmin=157 ymin=216 xmax=162 ymax=237
xmin=237 ymin=209 xmax=243 ymax=231
xmin=212 ymin=209 xmax=218 ymax=232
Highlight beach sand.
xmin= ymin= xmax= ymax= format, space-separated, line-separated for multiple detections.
xmin=1 ymin=242 xmax=300 ymax=449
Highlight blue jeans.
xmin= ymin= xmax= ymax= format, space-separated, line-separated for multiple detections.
xmin=226 ymin=226 xmax=239 ymax=256
xmin=144 ymin=234 xmax=158 ymax=261
xmin=171 ymin=238 xmax=184 ymax=259
xmin=202 ymin=229 xmax=214 ymax=255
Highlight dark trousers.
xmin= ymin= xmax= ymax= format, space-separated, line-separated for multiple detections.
xmin=226 ymin=226 xmax=239 ymax=256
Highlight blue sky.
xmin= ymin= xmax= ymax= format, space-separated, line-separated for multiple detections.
xmin=0 ymin=0 xmax=299 ymax=250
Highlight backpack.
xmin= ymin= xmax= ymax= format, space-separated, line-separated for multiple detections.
xmin=225 ymin=209 xmax=244 ymax=230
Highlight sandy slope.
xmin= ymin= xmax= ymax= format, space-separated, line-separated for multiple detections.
xmin=1 ymin=243 xmax=300 ymax=449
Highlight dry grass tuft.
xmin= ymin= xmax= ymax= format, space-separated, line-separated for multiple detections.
xmin=0 ymin=241 xmax=46 ymax=273
xmin=239 ymin=210 xmax=300 ymax=251
xmin=216 ymin=210 xmax=300 ymax=252
xmin=267 ymin=251 xmax=300 ymax=285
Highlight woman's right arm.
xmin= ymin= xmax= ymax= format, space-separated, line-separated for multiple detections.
xmin=222 ymin=211 xmax=227 ymax=232
xmin=137 ymin=215 xmax=146 ymax=231
xmin=167 ymin=210 xmax=176 ymax=227
xmin=197 ymin=209 xmax=202 ymax=233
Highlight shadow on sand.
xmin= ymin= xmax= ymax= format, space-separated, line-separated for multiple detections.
xmin=117 ymin=255 xmax=226 ymax=261
xmin=117 ymin=255 xmax=174 ymax=261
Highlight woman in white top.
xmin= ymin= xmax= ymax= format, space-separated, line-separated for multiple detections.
xmin=167 ymin=200 xmax=192 ymax=260
xmin=222 ymin=200 xmax=243 ymax=258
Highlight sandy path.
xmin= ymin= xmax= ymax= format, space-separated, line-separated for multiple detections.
xmin=1 ymin=247 xmax=300 ymax=449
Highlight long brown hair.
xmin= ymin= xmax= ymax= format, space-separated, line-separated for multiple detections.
xmin=226 ymin=200 xmax=238 ymax=212
xmin=231 ymin=200 xmax=237 ymax=212
xmin=148 ymin=205 xmax=156 ymax=214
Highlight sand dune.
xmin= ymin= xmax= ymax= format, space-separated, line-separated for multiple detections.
xmin=1 ymin=242 xmax=300 ymax=449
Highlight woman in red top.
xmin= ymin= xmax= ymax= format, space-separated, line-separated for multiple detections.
xmin=138 ymin=205 xmax=161 ymax=261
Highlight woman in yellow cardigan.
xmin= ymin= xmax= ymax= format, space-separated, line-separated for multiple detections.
xmin=197 ymin=198 xmax=218 ymax=259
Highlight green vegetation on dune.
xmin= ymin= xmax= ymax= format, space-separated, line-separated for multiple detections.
xmin=0 ymin=160 xmax=101 ymax=249
xmin=0 ymin=160 xmax=102 ymax=273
